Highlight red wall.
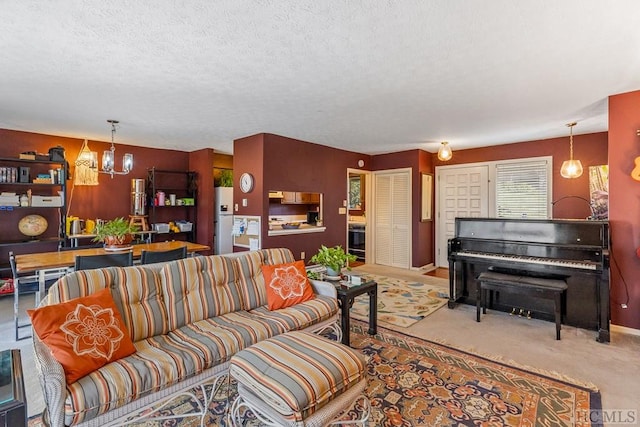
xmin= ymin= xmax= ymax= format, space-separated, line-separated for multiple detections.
xmin=432 ymin=132 xmax=609 ymax=219
xmin=608 ymin=90 xmax=640 ymax=330
xmin=371 ymin=149 xmax=435 ymax=267
xmin=233 ymin=133 xmax=372 ymax=261
xmin=189 ymin=148 xmax=215 ymax=254
xmin=0 ymin=128 xmax=213 ymax=265
xmin=232 ymin=134 xmax=265 ymax=219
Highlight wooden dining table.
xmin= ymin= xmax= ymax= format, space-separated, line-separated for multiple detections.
xmin=15 ymin=241 xmax=210 ymax=273
xmin=14 ymin=241 xmax=210 ymax=301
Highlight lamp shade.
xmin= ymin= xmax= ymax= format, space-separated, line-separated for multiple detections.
xmin=122 ymin=153 xmax=133 ymax=173
xmin=560 ymin=122 xmax=582 ymax=178
xmin=560 ymin=159 xmax=583 ymax=179
xmin=437 ymin=141 xmax=452 ymax=161
xmin=102 ymin=150 xmax=115 ymax=173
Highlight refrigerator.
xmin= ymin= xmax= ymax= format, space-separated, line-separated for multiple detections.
xmin=214 ymin=187 xmax=234 ymax=254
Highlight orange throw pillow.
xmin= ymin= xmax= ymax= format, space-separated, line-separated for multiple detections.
xmin=262 ymin=260 xmax=315 ymax=310
xmin=28 ymin=288 xmax=136 ymax=384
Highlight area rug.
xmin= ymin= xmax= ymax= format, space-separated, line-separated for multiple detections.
xmin=350 ymin=273 xmax=449 ymax=328
xmin=28 ymin=322 xmax=601 ymax=427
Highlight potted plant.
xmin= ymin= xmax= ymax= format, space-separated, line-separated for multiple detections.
xmin=309 ymin=245 xmax=357 ymax=277
xmin=93 ymin=217 xmax=138 ymax=249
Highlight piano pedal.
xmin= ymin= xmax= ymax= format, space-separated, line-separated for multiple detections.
xmin=518 ymin=308 xmax=524 ymax=317
xmin=510 ymin=308 xmax=516 ymax=316
xmin=527 ymin=311 xmax=532 ymax=319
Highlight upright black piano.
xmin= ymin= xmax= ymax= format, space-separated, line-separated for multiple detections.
xmin=447 ymin=218 xmax=610 ymax=342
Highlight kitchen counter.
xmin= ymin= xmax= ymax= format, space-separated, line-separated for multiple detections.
xmin=268 ymin=224 xmax=326 ymax=236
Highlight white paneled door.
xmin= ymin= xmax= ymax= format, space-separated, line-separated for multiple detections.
xmin=374 ymin=169 xmax=411 ymax=268
xmin=436 ymin=166 xmax=489 ymax=267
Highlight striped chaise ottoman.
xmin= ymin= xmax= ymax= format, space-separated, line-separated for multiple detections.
xmin=229 ymin=331 xmax=370 ymax=426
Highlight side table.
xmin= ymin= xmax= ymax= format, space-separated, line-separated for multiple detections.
xmin=0 ymin=349 xmax=27 ymax=427
xmin=335 ymin=280 xmax=377 ymax=346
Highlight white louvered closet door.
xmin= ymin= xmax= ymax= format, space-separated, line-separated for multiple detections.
xmin=374 ymin=170 xmax=411 ymax=268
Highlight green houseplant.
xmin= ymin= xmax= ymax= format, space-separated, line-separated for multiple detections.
xmin=309 ymin=245 xmax=357 ymax=277
xmin=93 ymin=217 xmax=138 ymax=249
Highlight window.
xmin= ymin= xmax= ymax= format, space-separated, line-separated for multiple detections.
xmin=496 ymin=159 xmax=550 ymax=219
xmin=348 ymin=175 xmax=362 ymax=210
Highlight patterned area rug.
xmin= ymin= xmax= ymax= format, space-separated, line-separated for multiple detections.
xmin=350 ymin=273 xmax=449 ymax=328
xmin=28 ymin=322 xmax=601 ymax=427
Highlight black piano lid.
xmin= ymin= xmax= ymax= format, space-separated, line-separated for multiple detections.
xmin=454 ymin=217 xmax=608 ymax=247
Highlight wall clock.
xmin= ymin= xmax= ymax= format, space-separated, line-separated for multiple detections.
xmin=240 ymin=173 xmax=254 ymax=193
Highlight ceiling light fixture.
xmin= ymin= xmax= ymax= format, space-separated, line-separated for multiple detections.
xmin=74 ymin=139 xmax=99 ymax=186
xmin=437 ymin=141 xmax=452 ymax=161
xmin=560 ymin=122 xmax=583 ymax=179
xmin=101 ymin=120 xmax=133 ymax=178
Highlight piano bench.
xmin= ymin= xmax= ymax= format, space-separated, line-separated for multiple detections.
xmin=476 ymin=271 xmax=568 ymax=340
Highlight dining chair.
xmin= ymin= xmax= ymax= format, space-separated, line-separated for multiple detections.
xmin=74 ymin=252 xmax=134 ymax=271
xmin=140 ymin=246 xmax=187 ymax=265
xmin=9 ymin=251 xmax=64 ymax=341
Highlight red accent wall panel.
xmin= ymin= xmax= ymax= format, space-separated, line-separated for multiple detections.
xmin=432 ymin=133 xmax=608 ymax=219
xmin=608 ymin=90 xmax=640 ymax=330
xmin=189 ymin=148 xmax=215 ymax=255
xmin=371 ymin=149 xmax=435 ymax=268
xmin=0 ymin=128 xmax=196 ymax=266
xmin=233 ymin=133 xmax=372 ymax=260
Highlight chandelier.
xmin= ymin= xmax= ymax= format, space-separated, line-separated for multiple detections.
xmin=101 ymin=119 xmax=133 ymax=178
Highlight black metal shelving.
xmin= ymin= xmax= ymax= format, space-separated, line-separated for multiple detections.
xmin=146 ymin=167 xmax=197 ymax=243
xmin=0 ymin=157 xmax=67 ymax=248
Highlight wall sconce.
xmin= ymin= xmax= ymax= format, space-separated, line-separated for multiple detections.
xmin=101 ymin=119 xmax=133 ymax=178
xmin=560 ymin=122 xmax=583 ymax=179
xmin=437 ymin=141 xmax=453 ymax=161
xmin=74 ymin=139 xmax=99 ymax=186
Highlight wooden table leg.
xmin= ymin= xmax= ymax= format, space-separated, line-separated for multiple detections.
xmin=476 ymin=281 xmax=482 ymax=322
xmin=555 ymin=291 xmax=562 ymax=340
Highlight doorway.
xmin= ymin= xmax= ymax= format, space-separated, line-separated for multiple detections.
xmin=347 ymin=169 xmax=370 ymax=265
xmin=434 ymin=165 xmax=489 ymax=267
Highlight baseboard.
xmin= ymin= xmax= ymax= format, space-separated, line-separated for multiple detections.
xmin=611 ymin=324 xmax=640 ymax=337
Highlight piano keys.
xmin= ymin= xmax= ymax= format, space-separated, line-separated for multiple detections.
xmin=447 ymin=217 xmax=610 ymax=343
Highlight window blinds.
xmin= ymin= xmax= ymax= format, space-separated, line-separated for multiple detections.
xmin=496 ymin=160 xmax=549 ymax=219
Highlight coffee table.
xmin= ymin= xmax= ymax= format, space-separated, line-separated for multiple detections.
xmin=0 ymin=349 xmax=27 ymax=427
xmin=335 ymin=280 xmax=377 ymax=346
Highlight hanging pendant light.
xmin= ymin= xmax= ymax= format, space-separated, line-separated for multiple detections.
xmin=437 ymin=141 xmax=452 ymax=161
xmin=74 ymin=139 xmax=99 ymax=186
xmin=560 ymin=122 xmax=583 ymax=179
xmin=100 ymin=119 xmax=133 ymax=178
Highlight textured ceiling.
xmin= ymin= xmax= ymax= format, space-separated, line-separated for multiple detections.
xmin=2 ymin=1 xmax=640 ymax=155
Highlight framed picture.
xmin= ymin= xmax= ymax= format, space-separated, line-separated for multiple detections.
xmin=421 ymin=173 xmax=433 ymax=221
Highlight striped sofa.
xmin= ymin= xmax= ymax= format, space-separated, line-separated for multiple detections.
xmin=32 ymin=248 xmax=340 ymax=427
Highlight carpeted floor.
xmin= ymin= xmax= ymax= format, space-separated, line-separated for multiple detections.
xmin=29 ymin=321 xmax=602 ymax=427
xmin=350 ymin=272 xmax=448 ymax=328
xmin=12 ymin=264 xmax=640 ymax=423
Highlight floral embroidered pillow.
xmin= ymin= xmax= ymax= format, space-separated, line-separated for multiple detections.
xmin=262 ymin=260 xmax=315 ymax=310
xmin=28 ymin=288 xmax=136 ymax=384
